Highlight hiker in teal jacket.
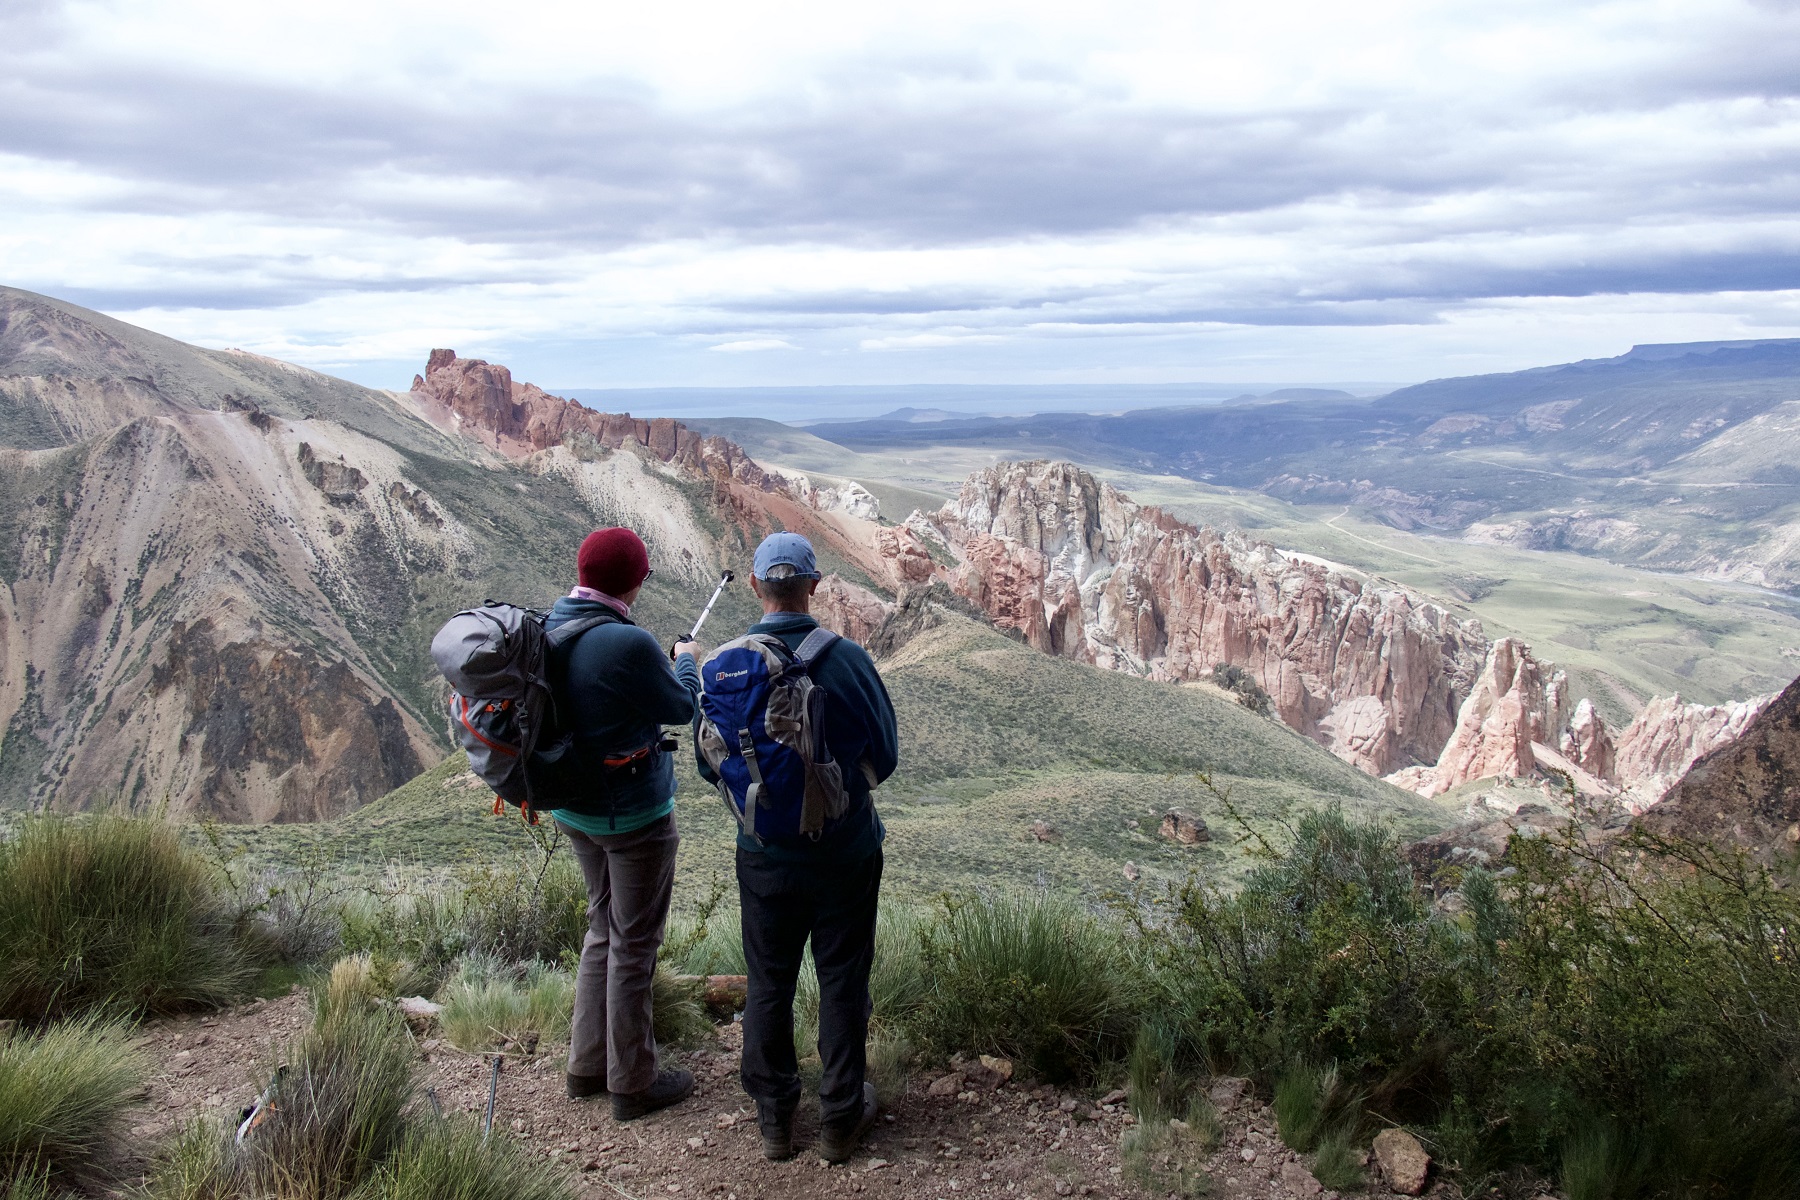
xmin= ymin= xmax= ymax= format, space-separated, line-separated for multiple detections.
xmin=693 ymin=532 xmax=899 ymax=1165
xmin=549 ymin=527 xmax=701 ymax=1123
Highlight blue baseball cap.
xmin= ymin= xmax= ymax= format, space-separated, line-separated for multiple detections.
xmin=753 ymin=531 xmax=820 ymax=580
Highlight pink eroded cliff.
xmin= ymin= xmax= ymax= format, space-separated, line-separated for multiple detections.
xmin=811 ymin=574 xmax=894 ymax=645
xmin=873 ymin=459 xmax=1773 ymax=803
xmin=1386 ymin=637 xmax=1774 ymax=805
xmin=411 ymin=350 xmax=786 ymax=493
xmin=1612 ymin=691 xmax=1775 ymax=811
xmin=887 ymin=460 xmax=1492 ymax=775
xmin=1418 ymin=638 xmax=1570 ymax=787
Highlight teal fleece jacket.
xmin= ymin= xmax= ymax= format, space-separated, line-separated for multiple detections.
xmin=544 ymin=596 xmax=701 ymax=832
xmin=694 ymin=611 xmax=899 ymax=863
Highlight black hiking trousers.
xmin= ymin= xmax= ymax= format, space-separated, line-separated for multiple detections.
xmin=736 ymin=846 xmax=884 ymax=1130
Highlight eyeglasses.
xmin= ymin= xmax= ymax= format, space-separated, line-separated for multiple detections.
xmin=643 ymin=569 xmax=655 ymax=580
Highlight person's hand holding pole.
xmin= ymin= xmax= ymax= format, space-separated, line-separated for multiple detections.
xmin=670 ymin=569 xmax=733 ymax=659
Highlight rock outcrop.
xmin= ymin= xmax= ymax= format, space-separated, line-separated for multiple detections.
xmin=1409 ymin=638 xmax=1570 ymax=793
xmin=1387 ymin=639 xmax=1772 ymax=807
xmin=878 ymin=460 xmax=1490 ymax=775
xmin=411 ymin=350 xmax=788 ymax=493
xmin=865 ymin=460 xmax=1774 ymax=803
xmin=1612 ymin=692 xmax=1775 ymax=812
xmin=810 ymin=574 xmax=892 ymax=645
xmin=1634 ymin=674 xmax=1800 ymax=861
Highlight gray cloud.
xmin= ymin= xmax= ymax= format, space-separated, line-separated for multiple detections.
xmin=3 ymin=1 xmax=1799 ymax=341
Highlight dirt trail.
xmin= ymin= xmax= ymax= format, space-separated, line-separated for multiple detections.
xmin=122 ymin=990 xmax=1466 ymax=1200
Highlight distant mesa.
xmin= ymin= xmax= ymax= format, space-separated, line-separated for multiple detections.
xmin=1620 ymin=338 xmax=1800 ymax=362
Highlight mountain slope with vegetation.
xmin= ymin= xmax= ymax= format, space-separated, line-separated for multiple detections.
xmin=0 ymin=288 xmax=767 ymax=818
xmin=211 ymin=600 xmax=1441 ymax=903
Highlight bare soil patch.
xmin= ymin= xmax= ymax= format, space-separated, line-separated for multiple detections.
xmin=119 ymin=990 xmax=1466 ymax=1200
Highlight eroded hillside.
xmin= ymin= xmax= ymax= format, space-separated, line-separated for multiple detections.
xmin=0 ymin=290 xmax=816 ymax=818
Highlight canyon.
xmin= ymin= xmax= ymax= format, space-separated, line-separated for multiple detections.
xmin=1 ymin=285 xmax=1786 ymax=821
xmin=845 ymin=460 xmax=1774 ymax=808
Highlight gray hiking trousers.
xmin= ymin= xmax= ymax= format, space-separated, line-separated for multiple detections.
xmin=559 ymin=813 xmax=678 ymax=1094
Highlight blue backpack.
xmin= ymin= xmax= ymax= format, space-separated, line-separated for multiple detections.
xmin=696 ymin=629 xmax=851 ymax=842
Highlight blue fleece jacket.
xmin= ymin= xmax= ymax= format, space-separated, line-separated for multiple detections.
xmin=544 ymin=596 xmax=701 ymax=833
xmin=694 ymin=611 xmax=898 ymax=863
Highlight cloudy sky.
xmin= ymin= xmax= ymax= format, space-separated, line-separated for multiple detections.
xmin=4 ymin=0 xmax=1799 ymax=396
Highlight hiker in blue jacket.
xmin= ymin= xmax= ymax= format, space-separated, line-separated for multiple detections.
xmin=548 ymin=527 xmax=701 ymax=1121
xmin=694 ymin=531 xmax=900 ymax=1164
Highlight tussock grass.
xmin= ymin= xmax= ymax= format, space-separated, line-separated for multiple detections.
xmin=651 ymin=965 xmax=713 ymax=1049
xmin=1126 ymin=1026 xmax=1185 ymax=1123
xmin=144 ymin=1120 xmax=231 ymax=1200
xmin=1274 ymin=1062 xmax=1351 ymax=1154
xmin=433 ymin=955 xmax=707 ymax=1053
xmin=157 ymin=1001 xmax=417 ymax=1200
xmin=364 ymin=1117 xmax=575 ymax=1200
xmin=1120 ymin=1120 xmax=1212 ymax=1198
xmin=913 ymin=891 xmax=1138 ymax=1082
xmin=7 ymin=1165 xmax=57 ymax=1200
xmin=1310 ymin=1129 xmax=1365 ymax=1192
xmin=0 ymin=815 xmax=260 ymax=1019
xmin=439 ymin=956 xmax=574 ymax=1052
xmin=0 ymin=1018 xmax=144 ymax=1189
xmin=661 ymin=910 xmax=747 ymax=976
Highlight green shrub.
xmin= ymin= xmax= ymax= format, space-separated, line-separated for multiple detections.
xmin=1149 ymin=808 xmax=1462 ymax=1088
xmin=454 ymin=832 xmax=587 ymax=965
xmin=0 ymin=815 xmax=261 ymax=1019
xmin=365 ymin=1116 xmax=575 ymax=1200
xmin=338 ymin=888 xmax=469 ymax=987
xmin=0 ymin=1017 xmax=144 ymax=1188
xmin=1133 ymin=807 xmax=1800 ymax=1198
xmin=1474 ymin=831 xmax=1800 ymax=1198
xmin=913 ymin=891 xmax=1140 ymax=1081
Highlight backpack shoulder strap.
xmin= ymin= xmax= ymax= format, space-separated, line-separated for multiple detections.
xmin=794 ymin=627 xmax=840 ymax=671
xmin=545 ymin=610 xmax=621 ymax=650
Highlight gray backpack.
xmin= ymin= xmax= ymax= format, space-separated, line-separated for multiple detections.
xmin=430 ymin=602 xmax=615 ymax=816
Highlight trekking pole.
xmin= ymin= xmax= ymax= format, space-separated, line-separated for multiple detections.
xmin=482 ymin=1054 xmax=502 ymax=1143
xmin=234 ymin=1064 xmax=287 ymax=1145
xmin=672 ymin=569 xmax=734 ymax=657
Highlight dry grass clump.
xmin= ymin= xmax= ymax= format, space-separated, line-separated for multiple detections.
xmin=148 ymin=977 xmax=451 ymax=1200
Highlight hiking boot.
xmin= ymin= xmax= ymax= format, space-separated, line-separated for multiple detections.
xmin=610 ymin=1068 xmax=694 ymax=1122
xmin=817 ymin=1082 xmax=878 ymax=1164
xmin=566 ymin=1072 xmax=609 ymax=1100
xmin=758 ymin=1101 xmax=796 ymax=1160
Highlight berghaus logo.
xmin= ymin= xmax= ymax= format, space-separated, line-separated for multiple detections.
xmin=715 ymin=669 xmax=750 ymax=681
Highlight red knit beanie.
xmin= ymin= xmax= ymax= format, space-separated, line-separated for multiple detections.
xmin=577 ymin=528 xmax=650 ymax=596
